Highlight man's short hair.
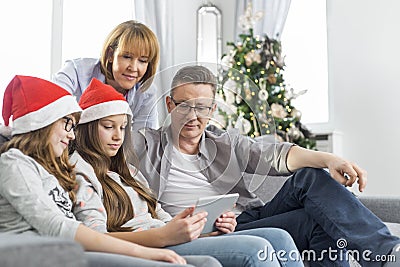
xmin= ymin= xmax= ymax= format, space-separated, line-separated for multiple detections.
xmin=170 ymin=65 xmax=217 ymax=97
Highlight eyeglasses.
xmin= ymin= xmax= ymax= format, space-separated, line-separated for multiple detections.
xmin=170 ymin=97 xmax=213 ymax=117
xmin=62 ymin=116 xmax=76 ymax=132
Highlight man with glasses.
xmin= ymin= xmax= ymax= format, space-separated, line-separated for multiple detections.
xmin=133 ymin=65 xmax=400 ymax=266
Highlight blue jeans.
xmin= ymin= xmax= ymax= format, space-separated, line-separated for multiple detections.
xmin=236 ymin=167 xmax=400 ymax=267
xmin=168 ymin=228 xmax=304 ymax=267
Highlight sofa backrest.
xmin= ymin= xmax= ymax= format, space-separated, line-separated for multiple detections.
xmin=0 ymin=134 xmax=8 ymax=149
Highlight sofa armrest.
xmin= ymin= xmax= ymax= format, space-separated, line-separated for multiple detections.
xmin=0 ymin=234 xmax=87 ymax=267
xmin=358 ymin=195 xmax=400 ymax=223
xmin=252 ymin=172 xmax=400 ymax=223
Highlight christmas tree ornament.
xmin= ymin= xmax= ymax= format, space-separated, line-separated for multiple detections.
xmin=265 ymin=60 xmax=270 ymax=70
xmin=238 ymin=3 xmax=263 ymax=31
xmin=290 ymin=108 xmax=302 ymax=120
xmin=235 ymin=115 xmax=252 ymax=135
xmin=288 ymin=127 xmax=304 ymax=140
xmin=245 ymin=51 xmax=261 ymax=66
xmin=224 ymin=90 xmax=236 ymax=105
xmin=286 ymin=87 xmax=308 ymax=100
xmin=245 ymin=88 xmax=252 ymax=100
xmin=267 ymin=74 xmax=277 ymax=84
xmin=252 ymin=116 xmax=260 ymax=137
xmin=271 ymin=103 xmax=287 ymax=119
xmin=258 ymin=89 xmax=269 ymax=101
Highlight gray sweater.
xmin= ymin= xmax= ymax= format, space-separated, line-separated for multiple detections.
xmin=0 ymin=148 xmax=80 ymax=239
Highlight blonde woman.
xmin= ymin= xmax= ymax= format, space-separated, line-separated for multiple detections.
xmin=53 ymin=20 xmax=160 ymax=131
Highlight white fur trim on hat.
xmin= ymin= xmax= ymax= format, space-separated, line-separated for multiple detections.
xmin=12 ymin=95 xmax=82 ymax=135
xmin=79 ymin=100 xmax=132 ymax=124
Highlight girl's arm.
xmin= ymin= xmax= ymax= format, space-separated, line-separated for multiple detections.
xmin=73 ymin=175 xmax=108 ymax=233
xmin=107 ymin=207 xmax=208 ymax=247
xmin=75 ymin=224 xmax=186 ymax=264
xmin=74 ymin=173 xmax=207 ymax=247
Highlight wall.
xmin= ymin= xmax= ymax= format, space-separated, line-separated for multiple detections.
xmin=171 ymin=0 xmax=400 ymax=196
xmin=171 ymin=0 xmax=236 ymax=65
xmin=327 ymin=0 xmax=400 ymax=196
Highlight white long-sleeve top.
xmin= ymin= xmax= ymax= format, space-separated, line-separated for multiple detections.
xmin=71 ymin=151 xmax=171 ymax=233
xmin=0 ymin=148 xmax=81 ymax=239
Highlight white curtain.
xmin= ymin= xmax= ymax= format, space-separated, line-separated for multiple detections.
xmin=235 ymin=0 xmax=291 ymax=40
xmin=134 ymin=0 xmax=174 ymax=125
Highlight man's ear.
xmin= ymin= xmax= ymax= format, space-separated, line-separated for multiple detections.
xmin=166 ymin=95 xmax=173 ymax=113
xmin=210 ymin=102 xmax=217 ymax=114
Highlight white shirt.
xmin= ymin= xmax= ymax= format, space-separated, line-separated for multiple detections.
xmin=71 ymin=151 xmax=171 ymax=233
xmin=159 ymin=146 xmax=221 ymax=216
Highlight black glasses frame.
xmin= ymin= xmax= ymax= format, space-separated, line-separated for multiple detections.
xmin=170 ymin=97 xmax=213 ymax=117
xmin=62 ymin=116 xmax=76 ymax=132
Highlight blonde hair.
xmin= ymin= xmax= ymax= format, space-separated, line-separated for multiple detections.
xmin=74 ymin=119 xmax=158 ymax=232
xmin=100 ymin=20 xmax=160 ymax=92
xmin=0 ymin=116 xmax=80 ymax=202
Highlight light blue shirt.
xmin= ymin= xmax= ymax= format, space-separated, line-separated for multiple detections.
xmin=53 ymin=58 xmax=159 ymax=130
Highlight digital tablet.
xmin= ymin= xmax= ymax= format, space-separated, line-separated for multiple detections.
xmin=194 ymin=193 xmax=239 ymax=234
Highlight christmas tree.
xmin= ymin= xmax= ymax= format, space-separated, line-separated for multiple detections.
xmin=214 ymin=3 xmax=316 ymax=149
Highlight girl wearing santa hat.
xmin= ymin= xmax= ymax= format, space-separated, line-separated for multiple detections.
xmin=0 ymin=75 xmax=220 ymax=267
xmin=70 ymin=78 xmax=303 ymax=267
xmin=53 ymin=20 xmax=160 ymax=132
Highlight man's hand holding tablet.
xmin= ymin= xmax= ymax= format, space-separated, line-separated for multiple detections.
xmin=193 ymin=193 xmax=239 ymax=235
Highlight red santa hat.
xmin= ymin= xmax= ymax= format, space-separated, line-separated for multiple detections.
xmin=2 ymin=75 xmax=82 ymax=135
xmin=78 ymin=78 xmax=132 ymax=124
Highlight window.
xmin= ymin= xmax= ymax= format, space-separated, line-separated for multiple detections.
xmin=62 ymin=0 xmax=135 ymax=63
xmin=0 ymin=0 xmax=52 ymax=123
xmin=0 ymin=0 xmax=136 ymax=124
xmin=280 ymin=0 xmax=329 ymax=125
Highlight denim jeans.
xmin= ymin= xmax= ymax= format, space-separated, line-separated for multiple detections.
xmin=236 ymin=167 xmax=400 ymax=267
xmin=168 ymin=228 xmax=304 ymax=267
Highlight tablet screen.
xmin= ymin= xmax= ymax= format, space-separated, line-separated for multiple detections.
xmin=194 ymin=193 xmax=239 ymax=234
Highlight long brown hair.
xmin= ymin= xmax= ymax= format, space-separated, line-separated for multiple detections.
xmin=100 ymin=20 xmax=160 ymax=92
xmin=0 ymin=117 xmax=78 ymax=202
xmin=74 ymin=119 xmax=158 ymax=232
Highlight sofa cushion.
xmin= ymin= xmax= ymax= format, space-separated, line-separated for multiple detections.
xmin=0 ymin=234 xmax=87 ymax=267
xmin=386 ymin=222 xmax=400 ymax=237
